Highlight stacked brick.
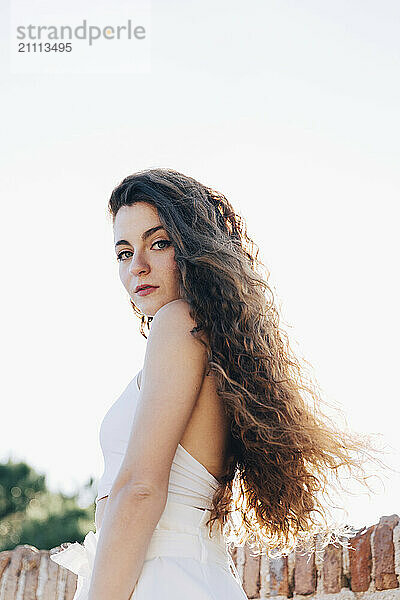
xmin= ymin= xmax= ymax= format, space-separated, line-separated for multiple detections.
xmin=0 ymin=513 xmax=399 ymax=599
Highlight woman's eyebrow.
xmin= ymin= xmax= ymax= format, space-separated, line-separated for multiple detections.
xmin=115 ymin=225 xmax=166 ymax=248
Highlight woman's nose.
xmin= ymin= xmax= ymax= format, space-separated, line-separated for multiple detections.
xmin=128 ymin=253 xmax=149 ymax=276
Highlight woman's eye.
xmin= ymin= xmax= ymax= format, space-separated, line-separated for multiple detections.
xmin=116 ymin=250 xmax=133 ymax=262
xmin=152 ymin=239 xmax=171 ymax=250
xmin=116 ymin=240 xmax=171 ymax=262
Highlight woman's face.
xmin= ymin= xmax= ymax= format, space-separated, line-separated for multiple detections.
xmin=113 ymin=202 xmax=182 ymax=317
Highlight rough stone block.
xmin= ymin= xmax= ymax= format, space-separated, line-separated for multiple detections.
xmin=294 ymin=546 xmax=316 ymax=595
xmin=65 ymin=569 xmax=78 ymax=599
xmin=242 ymin=543 xmax=261 ymax=598
xmin=21 ymin=546 xmax=41 ymax=600
xmin=3 ymin=545 xmax=25 ymax=599
xmin=348 ymin=525 xmax=373 ymax=592
xmin=269 ymin=555 xmax=289 ymax=596
xmin=43 ymin=548 xmax=63 ymax=600
xmin=373 ymin=514 xmax=399 ymax=590
xmin=322 ymin=543 xmax=342 ymax=593
xmin=0 ymin=551 xmax=12 ymax=581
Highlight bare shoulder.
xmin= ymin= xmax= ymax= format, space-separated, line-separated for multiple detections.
xmin=152 ymin=298 xmax=196 ymax=328
xmin=144 ymin=298 xmax=206 ymax=377
xmin=149 ymin=299 xmax=202 ymax=344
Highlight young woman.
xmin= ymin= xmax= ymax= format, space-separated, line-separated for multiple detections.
xmin=51 ymin=168 xmax=384 ymax=599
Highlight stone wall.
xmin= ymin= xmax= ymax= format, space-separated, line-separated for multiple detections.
xmin=0 ymin=514 xmax=398 ymax=599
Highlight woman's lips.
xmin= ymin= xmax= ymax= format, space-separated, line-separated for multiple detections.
xmin=136 ymin=286 xmax=158 ymax=296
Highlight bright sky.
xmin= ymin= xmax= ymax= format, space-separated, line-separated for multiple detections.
xmin=1 ymin=0 xmax=399 ymax=532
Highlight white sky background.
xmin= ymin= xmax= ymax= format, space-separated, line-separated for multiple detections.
xmin=0 ymin=0 xmax=399 ymax=531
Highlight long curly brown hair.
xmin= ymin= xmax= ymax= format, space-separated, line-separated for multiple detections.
xmin=107 ymin=167 xmax=390 ymax=558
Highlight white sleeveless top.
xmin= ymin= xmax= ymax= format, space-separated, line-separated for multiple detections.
xmin=96 ymin=370 xmax=220 ymax=508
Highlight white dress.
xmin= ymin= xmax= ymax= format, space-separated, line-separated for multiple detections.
xmin=51 ymin=370 xmax=248 ymax=599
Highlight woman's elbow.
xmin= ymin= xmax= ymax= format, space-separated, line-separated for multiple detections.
xmin=113 ymin=480 xmax=168 ymax=508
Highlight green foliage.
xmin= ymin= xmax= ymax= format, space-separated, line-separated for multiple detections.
xmin=0 ymin=458 xmax=97 ymax=552
xmin=0 ymin=461 xmax=46 ymax=520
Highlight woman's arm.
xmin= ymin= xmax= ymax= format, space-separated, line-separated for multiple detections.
xmin=87 ymin=299 xmax=207 ymax=600
xmin=88 ymin=483 xmax=167 ymax=600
